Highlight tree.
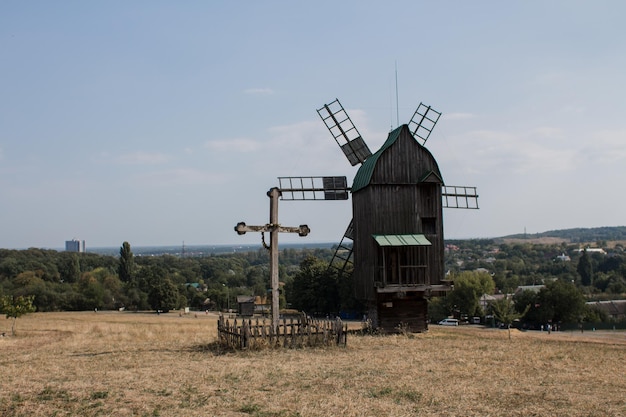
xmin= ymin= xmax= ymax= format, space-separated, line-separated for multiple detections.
xmin=446 ymin=271 xmax=496 ymax=318
xmin=141 ymin=266 xmax=179 ymax=312
xmin=76 ymin=273 xmax=106 ymax=310
xmin=1 ymin=295 xmax=36 ymax=336
xmin=148 ymin=277 xmax=179 ymax=312
xmin=428 ymin=297 xmax=449 ymax=323
xmin=288 ymin=256 xmax=339 ymax=315
xmin=67 ymin=254 xmax=81 ymax=282
xmin=513 ymin=289 xmax=542 ymax=325
xmin=606 ymin=274 xmax=626 ymax=294
xmin=577 ymin=249 xmax=593 ymax=286
xmin=537 ymin=280 xmax=586 ymax=324
xmin=491 ymin=296 xmax=529 ymax=340
xmin=57 ymin=253 xmax=81 ymax=283
xmin=118 ymin=242 xmax=135 ymax=284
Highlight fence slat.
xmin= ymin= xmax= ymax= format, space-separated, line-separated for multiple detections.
xmin=217 ymin=314 xmax=347 ymax=349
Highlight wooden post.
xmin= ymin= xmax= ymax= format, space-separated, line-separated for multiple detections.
xmin=268 ymin=187 xmax=280 ymax=334
xmin=234 ymin=187 xmax=310 ymax=334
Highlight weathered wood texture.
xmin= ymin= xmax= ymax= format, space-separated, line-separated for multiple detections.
xmin=238 ymin=301 xmax=254 ymax=317
xmin=376 ymin=295 xmax=428 ymax=333
xmin=352 ymin=126 xmax=444 ymax=302
xmin=217 ymin=315 xmax=347 ymax=349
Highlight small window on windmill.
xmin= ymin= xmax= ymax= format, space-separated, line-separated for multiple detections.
xmin=323 ymin=176 xmax=349 ymax=200
xmin=422 ymin=217 xmax=436 ymax=234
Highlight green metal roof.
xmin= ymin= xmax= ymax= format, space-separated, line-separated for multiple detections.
xmin=352 ymin=125 xmax=403 ymax=193
xmin=373 ymin=234 xmax=432 ymax=246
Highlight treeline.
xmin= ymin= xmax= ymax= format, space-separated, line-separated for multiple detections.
xmin=444 ymin=240 xmax=626 ymax=296
xmin=435 ymin=239 xmax=626 ymax=326
xmin=428 ymin=271 xmax=598 ymax=328
xmin=0 ymin=244 xmax=340 ymax=313
xmin=2 ymin=237 xmax=625 ymax=326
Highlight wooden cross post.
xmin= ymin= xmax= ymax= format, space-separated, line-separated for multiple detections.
xmin=234 ymin=187 xmax=310 ymax=332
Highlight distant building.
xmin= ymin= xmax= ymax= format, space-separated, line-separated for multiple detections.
xmin=514 ymin=285 xmax=545 ymax=295
xmin=575 ymin=248 xmax=606 ymax=255
xmin=254 ymin=295 xmax=270 ymax=315
xmin=65 ymin=239 xmax=85 ymax=253
xmin=237 ymin=295 xmax=255 ymax=317
xmin=479 ymin=293 xmax=505 ymax=312
xmin=556 ymin=253 xmax=571 ymax=262
xmin=587 ymin=300 xmax=626 ymax=320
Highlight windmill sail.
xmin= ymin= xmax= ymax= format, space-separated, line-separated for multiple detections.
xmin=317 ymin=99 xmax=372 ymax=166
xmin=277 ymin=176 xmax=349 ymax=201
xmin=442 ymin=185 xmax=479 ymax=209
xmin=408 ymin=103 xmax=441 ymax=146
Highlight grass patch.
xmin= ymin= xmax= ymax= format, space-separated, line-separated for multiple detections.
xmin=38 ymin=386 xmax=71 ymax=402
xmin=239 ymin=403 xmax=262 ymax=414
xmin=239 ymin=403 xmax=302 ymax=417
xmin=89 ymin=391 xmax=108 ymax=400
xmin=367 ymin=386 xmax=393 ymax=398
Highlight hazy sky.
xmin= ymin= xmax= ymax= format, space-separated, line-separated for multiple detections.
xmin=1 ymin=1 xmax=625 ymax=249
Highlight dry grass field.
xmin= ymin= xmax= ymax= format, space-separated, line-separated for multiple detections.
xmin=1 ymin=312 xmax=625 ymax=417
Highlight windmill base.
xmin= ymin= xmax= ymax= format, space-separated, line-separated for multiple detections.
xmin=368 ymin=293 xmax=428 ymax=333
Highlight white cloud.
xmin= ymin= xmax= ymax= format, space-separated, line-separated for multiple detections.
xmin=579 ymin=129 xmax=626 ymax=165
xmin=135 ymin=168 xmax=225 ymax=187
xmin=528 ymin=127 xmax=565 ymax=139
xmin=435 ymin=128 xmax=578 ymax=176
xmin=264 ymin=120 xmax=357 ymax=174
xmin=115 ymin=151 xmax=169 ymax=165
xmin=244 ymin=87 xmax=274 ymax=95
xmin=443 ymin=112 xmax=476 ymax=121
xmin=204 ymin=120 xmax=341 ymax=162
xmin=205 ymin=138 xmax=260 ymax=152
xmin=267 ymin=120 xmax=321 ymax=148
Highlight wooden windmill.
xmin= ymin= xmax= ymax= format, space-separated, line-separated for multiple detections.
xmin=279 ymin=99 xmax=478 ymax=332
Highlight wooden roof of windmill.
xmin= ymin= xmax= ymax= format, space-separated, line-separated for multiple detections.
xmin=351 ymin=124 xmax=444 ymax=193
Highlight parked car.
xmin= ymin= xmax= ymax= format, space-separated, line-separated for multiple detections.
xmin=438 ymin=318 xmax=459 ymax=326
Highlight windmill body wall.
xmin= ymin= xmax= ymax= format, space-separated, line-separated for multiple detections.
xmin=351 ymin=126 xmax=445 ymax=331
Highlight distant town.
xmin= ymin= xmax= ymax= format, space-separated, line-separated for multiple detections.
xmin=64 ymin=240 xmax=336 ymax=257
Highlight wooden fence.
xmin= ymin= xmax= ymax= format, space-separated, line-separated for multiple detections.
xmin=217 ymin=315 xmax=347 ymax=349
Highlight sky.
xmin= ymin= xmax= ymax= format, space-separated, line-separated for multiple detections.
xmin=1 ymin=1 xmax=625 ymax=249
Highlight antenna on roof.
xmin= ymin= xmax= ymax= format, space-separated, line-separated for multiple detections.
xmin=389 ymin=84 xmax=393 ymax=131
xmin=395 ymin=61 xmax=400 ymax=127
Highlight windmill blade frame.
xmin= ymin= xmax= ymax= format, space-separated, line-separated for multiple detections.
xmin=408 ymin=103 xmax=441 ymax=146
xmin=442 ymin=185 xmax=479 ymax=209
xmin=317 ymin=99 xmax=372 ymax=166
xmin=277 ymin=176 xmax=350 ymax=201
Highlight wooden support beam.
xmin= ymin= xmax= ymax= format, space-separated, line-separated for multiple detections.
xmin=234 ymin=187 xmax=310 ymax=333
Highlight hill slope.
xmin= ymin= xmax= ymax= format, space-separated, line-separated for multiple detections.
xmin=502 ymin=226 xmax=626 ymax=243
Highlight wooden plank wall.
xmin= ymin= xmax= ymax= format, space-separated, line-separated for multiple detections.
xmin=376 ymin=295 xmax=428 ymax=333
xmin=352 ymin=127 xmax=445 ymax=302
